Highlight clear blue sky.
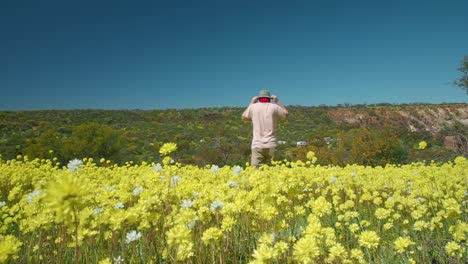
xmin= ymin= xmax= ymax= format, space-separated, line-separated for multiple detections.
xmin=1 ymin=0 xmax=467 ymax=110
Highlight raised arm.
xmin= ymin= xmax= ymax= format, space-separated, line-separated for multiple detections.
xmin=242 ymin=96 xmax=258 ymax=120
xmin=271 ymin=95 xmax=288 ymax=117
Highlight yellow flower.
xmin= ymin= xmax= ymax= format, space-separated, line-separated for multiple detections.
xmin=45 ymin=173 xmax=91 ymax=224
xmin=373 ymin=197 xmax=383 ymax=206
xmin=358 ymin=231 xmax=380 ymax=249
xmin=442 ymin=198 xmax=461 ymax=216
xmin=328 ymin=243 xmax=347 ymax=262
xmin=418 ymin=141 xmax=427 ymax=150
xmin=159 ymin=142 xmax=177 ymax=156
xmin=449 ymin=221 xmax=468 ymax=242
xmin=251 ymin=244 xmax=275 ymax=263
xmin=350 ymin=248 xmax=365 ymax=264
xmin=360 ymin=192 xmax=372 ymax=202
xmin=306 ymin=151 xmax=317 ymax=163
xmin=414 ymin=220 xmax=428 ymax=231
xmin=258 ymin=233 xmax=274 ymax=245
xmin=221 ymin=216 xmax=236 ymax=231
xmin=293 ymin=236 xmax=320 ymax=263
xmin=430 ymin=216 xmax=444 ymax=230
xmin=360 ymin=220 xmax=371 ymax=227
xmin=322 ymin=227 xmax=337 ymax=246
xmin=445 ymin=241 xmax=462 ymax=257
xmin=383 ymin=222 xmax=393 ymax=230
xmin=393 ymin=236 xmax=414 ymax=253
xmin=162 ymin=156 xmax=173 ymax=166
xmin=166 ymin=225 xmax=194 ymax=261
xmin=344 ymin=211 xmax=359 ymax=221
xmin=349 ymin=223 xmax=360 ymax=233
xmin=98 ymin=258 xmax=112 ymax=264
xmin=201 ymin=227 xmax=223 ymax=245
xmin=0 ymin=235 xmax=23 ymax=262
xmin=273 ymin=241 xmax=289 ymax=255
xmin=310 ymin=196 xmax=332 ymax=217
xmin=303 ymin=214 xmax=323 ymax=237
xmin=454 ymin=156 xmax=466 ymax=164
xmin=374 ymin=208 xmax=391 ymax=220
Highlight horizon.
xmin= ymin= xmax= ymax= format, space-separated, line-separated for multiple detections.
xmin=1 ymin=0 xmax=467 ymax=110
xmin=1 ymin=101 xmax=467 ymax=112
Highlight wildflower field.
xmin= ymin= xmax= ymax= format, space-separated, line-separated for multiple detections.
xmin=0 ymin=145 xmax=467 ymax=263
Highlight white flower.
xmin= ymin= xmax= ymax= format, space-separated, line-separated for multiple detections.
xmin=104 ymin=186 xmax=115 ymax=192
xmin=114 ymin=256 xmax=124 ymax=264
xmin=227 ymin=180 xmax=239 ymax=188
xmin=125 ymin=230 xmax=142 ymax=243
xmin=233 ymin=165 xmax=243 ymax=176
xmin=193 ymin=192 xmax=199 ymax=199
xmin=351 ymin=172 xmax=357 ymax=177
xmin=387 ymin=196 xmax=394 ymax=201
xmin=67 ymin=158 xmax=84 ymax=172
xmin=210 ymin=200 xmax=224 ymax=212
xmin=27 ymin=189 xmax=43 ymax=204
xmin=93 ymin=207 xmax=104 ymax=215
xmin=153 ymin=164 xmax=163 ymax=172
xmin=114 ymin=202 xmax=124 ymax=209
xmin=464 ymin=190 xmax=468 ymax=197
xmin=132 ymin=186 xmax=143 ymax=196
xmin=181 ymin=199 xmax=194 ymax=209
xmin=187 ymin=220 xmax=196 ymax=229
xmin=329 ymin=176 xmax=337 ymax=184
xmin=211 ymin=165 xmax=220 ymax=173
xmin=0 ymin=201 xmax=6 ymax=207
xmin=170 ymin=175 xmax=181 ymax=185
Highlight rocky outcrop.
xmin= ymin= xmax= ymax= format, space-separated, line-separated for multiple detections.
xmin=327 ymin=104 xmax=468 ymax=134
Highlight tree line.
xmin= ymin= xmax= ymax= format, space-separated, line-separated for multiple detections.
xmin=0 ymin=104 xmax=466 ymax=167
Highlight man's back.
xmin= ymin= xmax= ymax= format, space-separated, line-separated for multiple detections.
xmin=242 ymin=90 xmax=288 ymax=167
xmin=244 ymin=102 xmax=287 ymax=148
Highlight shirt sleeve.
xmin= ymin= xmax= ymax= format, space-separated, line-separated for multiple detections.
xmin=274 ymin=104 xmax=287 ymax=119
xmin=242 ymin=105 xmax=252 ymax=119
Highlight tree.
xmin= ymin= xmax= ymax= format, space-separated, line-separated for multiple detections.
xmin=24 ymin=128 xmax=64 ymax=160
xmin=62 ymin=122 xmax=127 ymax=163
xmin=454 ymin=56 xmax=468 ymax=94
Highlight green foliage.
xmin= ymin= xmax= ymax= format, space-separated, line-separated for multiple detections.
xmin=0 ymin=105 xmax=466 ymax=166
xmin=62 ymin=122 xmax=127 ymax=163
xmin=24 ymin=129 xmax=63 ymax=160
xmin=454 ymin=55 xmax=468 ymax=93
xmin=297 ymin=127 xmax=407 ymax=166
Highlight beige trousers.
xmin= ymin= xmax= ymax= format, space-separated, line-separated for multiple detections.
xmin=251 ymin=147 xmax=275 ymax=167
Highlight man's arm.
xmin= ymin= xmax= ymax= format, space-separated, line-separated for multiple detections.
xmin=271 ymin=95 xmax=288 ymax=117
xmin=242 ymin=96 xmax=258 ymax=120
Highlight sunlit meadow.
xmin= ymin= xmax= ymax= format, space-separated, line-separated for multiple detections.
xmin=0 ymin=143 xmax=467 ymax=263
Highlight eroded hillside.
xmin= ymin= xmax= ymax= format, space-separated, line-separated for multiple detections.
xmin=327 ymin=104 xmax=468 ymax=134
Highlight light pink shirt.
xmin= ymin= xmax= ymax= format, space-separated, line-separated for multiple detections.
xmin=242 ymin=103 xmax=287 ymax=148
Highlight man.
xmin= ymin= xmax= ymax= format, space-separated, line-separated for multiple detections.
xmin=242 ymin=90 xmax=288 ymax=167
